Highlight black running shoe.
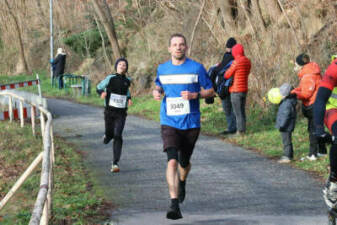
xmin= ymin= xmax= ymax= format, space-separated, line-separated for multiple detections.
xmin=103 ymin=135 xmax=112 ymax=144
xmin=166 ymin=206 xmax=183 ymax=220
xmin=178 ymin=180 xmax=186 ymax=203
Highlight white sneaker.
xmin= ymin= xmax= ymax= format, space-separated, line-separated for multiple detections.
xmin=278 ymin=156 xmax=291 ymax=164
xmin=110 ymin=164 xmax=120 ymax=173
xmin=317 ymin=153 xmax=327 ymax=157
xmin=323 ymin=181 xmax=337 ymax=209
xmin=300 ymin=155 xmax=317 ymax=161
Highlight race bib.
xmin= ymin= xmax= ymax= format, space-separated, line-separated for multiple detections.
xmin=109 ymin=93 xmax=127 ymax=108
xmin=166 ymin=97 xmax=190 ymax=116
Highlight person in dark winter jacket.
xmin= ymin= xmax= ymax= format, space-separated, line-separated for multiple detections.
xmin=210 ymin=37 xmax=237 ymax=135
xmin=275 ymin=83 xmax=297 ymax=163
xmin=51 ymin=48 xmax=66 ymax=89
xmin=96 ymin=58 xmax=132 ymax=173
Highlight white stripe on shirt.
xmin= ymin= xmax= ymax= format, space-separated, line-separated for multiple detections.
xmin=159 ymin=74 xmax=198 ymax=84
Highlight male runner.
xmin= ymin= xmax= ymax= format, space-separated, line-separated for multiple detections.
xmin=153 ymin=33 xmax=214 ymax=220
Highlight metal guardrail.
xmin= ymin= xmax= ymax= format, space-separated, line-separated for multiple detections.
xmin=52 ymin=74 xmax=91 ymax=96
xmin=0 ymin=92 xmax=54 ymax=225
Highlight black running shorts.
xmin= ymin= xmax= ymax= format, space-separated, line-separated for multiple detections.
xmin=161 ymin=125 xmax=200 ymax=156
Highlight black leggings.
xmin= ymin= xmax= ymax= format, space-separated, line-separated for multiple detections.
xmin=330 ymin=122 xmax=337 ymax=181
xmin=302 ymin=105 xmax=326 ymax=156
xmin=104 ymin=109 xmax=126 ymax=164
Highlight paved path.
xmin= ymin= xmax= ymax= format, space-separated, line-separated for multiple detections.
xmin=48 ymin=98 xmax=328 ymax=225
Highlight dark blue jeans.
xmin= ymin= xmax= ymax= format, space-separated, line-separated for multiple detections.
xmin=221 ymin=95 xmax=236 ymax=132
xmin=230 ymin=92 xmax=247 ymax=132
xmin=58 ymin=75 xmax=64 ymax=89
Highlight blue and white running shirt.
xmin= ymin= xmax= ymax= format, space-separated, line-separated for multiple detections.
xmin=155 ymin=58 xmax=213 ymax=130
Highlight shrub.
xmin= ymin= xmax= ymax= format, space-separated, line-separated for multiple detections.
xmin=63 ymin=29 xmax=108 ymax=57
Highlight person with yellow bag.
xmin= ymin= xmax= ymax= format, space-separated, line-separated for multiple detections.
xmin=268 ymin=83 xmax=297 ymax=163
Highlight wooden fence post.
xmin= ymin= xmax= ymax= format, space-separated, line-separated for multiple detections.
xmin=31 ymin=106 xmax=36 ymax=136
xmin=19 ymin=100 xmax=24 ymax=127
xmin=40 ymin=113 xmax=45 ymax=135
xmin=8 ymin=96 xmax=13 ymax=122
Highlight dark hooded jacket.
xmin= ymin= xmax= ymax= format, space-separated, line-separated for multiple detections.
xmin=52 ymin=53 xmax=66 ymax=77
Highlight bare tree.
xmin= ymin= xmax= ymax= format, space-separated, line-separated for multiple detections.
xmin=251 ymin=0 xmax=266 ymax=33
xmin=94 ymin=14 xmax=112 ymax=69
xmin=238 ymin=0 xmax=256 ymax=35
xmin=91 ymin=0 xmax=121 ymax=62
xmin=189 ymin=0 xmax=206 ymax=56
xmin=262 ymin=0 xmax=281 ymax=23
xmin=3 ymin=0 xmax=29 ymax=74
xmin=277 ymin=0 xmax=301 ymax=48
xmin=216 ymin=0 xmax=237 ymax=35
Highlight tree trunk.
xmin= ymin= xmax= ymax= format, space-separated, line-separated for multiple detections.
xmin=94 ymin=14 xmax=112 ymax=70
xmin=238 ymin=0 xmax=256 ymax=35
xmin=251 ymin=0 xmax=266 ymax=32
xmin=237 ymin=0 xmax=250 ymax=30
xmin=277 ymin=0 xmax=301 ymax=49
xmin=188 ymin=0 xmax=205 ymax=56
xmin=91 ymin=0 xmax=121 ymax=62
xmin=216 ymin=0 xmax=237 ymax=35
xmin=262 ymin=0 xmax=281 ymax=22
xmin=4 ymin=0 xmax=29 ymax=74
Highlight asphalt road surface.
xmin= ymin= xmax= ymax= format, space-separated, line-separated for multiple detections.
xmin=48 ymin=98 xmax=328 ymax=225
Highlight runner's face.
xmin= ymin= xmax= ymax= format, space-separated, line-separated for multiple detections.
xmin=117 ymin=61 xmax=127 ymax=74
xmin=168 ymin=37 xmax=187 ymax=61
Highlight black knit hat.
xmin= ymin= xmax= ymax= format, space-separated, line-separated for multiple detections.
xmin=296 ymin=53 xmax=310 ymax=66
xmin=226 ymin=37 xmax=237 ymax=48
xmin=115 ymin=58 xmax=128 ymax=72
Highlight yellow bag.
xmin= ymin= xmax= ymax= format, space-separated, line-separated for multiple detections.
xmin=267 ymin=88 xmax=283 ymax=104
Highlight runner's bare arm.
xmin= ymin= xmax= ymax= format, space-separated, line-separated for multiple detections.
xmin=101 ymin=92 xmax=107 ymax=99
xmin=153 ymin=85 xmax=164 ymax=101
xmin=200 ymin=87 xmax=215 ymax=99
xmin=181 ymin=88 xmax=215 ymax=100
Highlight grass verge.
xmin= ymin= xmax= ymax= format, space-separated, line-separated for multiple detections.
xmin=0 ymin=120 xmax=111 ymax=224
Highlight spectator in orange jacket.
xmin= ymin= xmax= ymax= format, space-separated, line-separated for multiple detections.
xmin=224 ymin=43 xmax=251 ymax=135
xmin=291 ymin=53 xmax=326 ymax=160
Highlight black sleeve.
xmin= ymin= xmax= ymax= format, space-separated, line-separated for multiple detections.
xmin=313 ymin=87 xmax=332 ymax=132
xmin=127 ymin=79 xmax=132 ymax=100
xmin=52 ymin=55 xmax=61 ymax=65
xmin=96 ymin=87 xmax=104 ymax=95
xmin=213 ymin=53 xmax=233 ymax=75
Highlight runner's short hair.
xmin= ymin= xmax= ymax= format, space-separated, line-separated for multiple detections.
xmin=169 ymin=33 xmax=187 ymax=46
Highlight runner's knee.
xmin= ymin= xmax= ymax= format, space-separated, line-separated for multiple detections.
xmin=114 ymin=135 xmax=123 ymax=142
xmin=179 ymin=158 xmax=190 ymax=168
